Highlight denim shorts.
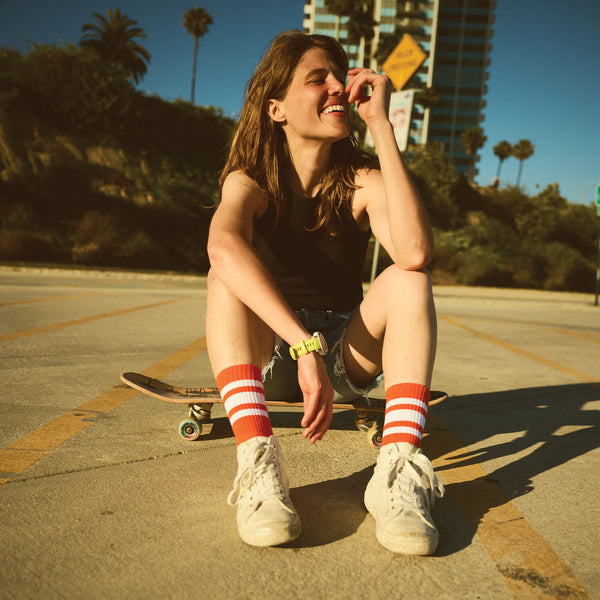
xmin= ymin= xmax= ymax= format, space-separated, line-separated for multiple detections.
xmin=262 ymin=307 xmax=384 ymax=402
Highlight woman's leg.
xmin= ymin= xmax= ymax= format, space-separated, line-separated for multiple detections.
xmin=342 ymin=265 xmax=436 ymax=391
xmin=344 ymin=265 xmax=444 ymax=556
xmin=205 ymin=269 xmax=300 ymax=547
xmin=206 ymin=269 xmax=275 ymax=377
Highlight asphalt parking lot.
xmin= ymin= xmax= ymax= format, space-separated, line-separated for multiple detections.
xmin=1 ymin=266 xmax=598 ymax=599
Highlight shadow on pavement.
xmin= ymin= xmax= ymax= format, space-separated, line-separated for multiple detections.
xmin=287 ymin=466 xmax=373 ymax=548
xmin=427 ymin=383 xmax=599 ymax=555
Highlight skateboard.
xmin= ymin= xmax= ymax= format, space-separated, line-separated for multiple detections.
xmin=120 ymin=372 xmax=447 ymax=448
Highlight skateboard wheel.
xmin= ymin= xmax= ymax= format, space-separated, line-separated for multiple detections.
xmin=355 ymin=411 xmax=377 ymax=432
xmin=179 ymin=418 xmax=202 ymax=441
xmin=367 ymin=424 xmax=382 ymax=449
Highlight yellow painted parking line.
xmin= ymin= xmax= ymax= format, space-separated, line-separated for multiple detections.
xmin=0 ymin=336 xmax=207 ymax=486
xmin=440 ymin=313 xmax=600 ymax=345
xmin=0 ymin=284 xmax=170 ymax=308
xmin=0 ymin=292 xmax=103 ymax=307
xmin=0 ymin=297 xmax=193 ymax=343
xmin=549 ymin=327 xmax=600 ymax=344
xmin=440 ymin=316 xmax=599 ymax=385
xmin=426 ymin=408 xmax=590 ymax=599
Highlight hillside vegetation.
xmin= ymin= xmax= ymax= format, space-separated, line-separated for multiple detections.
xmin=0 ymin=44 xmax=234 ymax=272
xmin=1 ymin=44 xmax=598 ymax=292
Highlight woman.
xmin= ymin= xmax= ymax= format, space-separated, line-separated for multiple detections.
xmin=206 ymin=31 xmax=444 ymax=554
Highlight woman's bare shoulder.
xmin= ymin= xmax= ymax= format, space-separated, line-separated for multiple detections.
xmin=354 ymin=166 xmax=383 ymax=189
xmin=221 ymin=170 xmax=269 ymax=214
xmin=352 ymin=167 xmax=383 ymax=208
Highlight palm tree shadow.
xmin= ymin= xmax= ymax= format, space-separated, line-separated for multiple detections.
xmin=426 ymin=383 xmax=599 ymax=555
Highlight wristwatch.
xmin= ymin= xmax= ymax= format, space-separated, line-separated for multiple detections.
xmin=289 ymin=332 xmax=328 ymax=360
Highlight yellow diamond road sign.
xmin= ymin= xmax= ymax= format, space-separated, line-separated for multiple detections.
xmin=382 ymin=34 xmax=427 ymax=91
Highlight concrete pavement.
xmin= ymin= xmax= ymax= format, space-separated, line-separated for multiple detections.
xmin=0 ymin=266 xmax=598 ymax=599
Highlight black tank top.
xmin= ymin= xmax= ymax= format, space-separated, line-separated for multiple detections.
xmin=253 ymin=187 xmax=370 ymax=311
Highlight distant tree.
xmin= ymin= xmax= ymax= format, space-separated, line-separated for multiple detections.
xmin=346 ymin=1 xmax=377 ymax=68
xmin=374 ymin=32 xmax=399 ymax=67
xmin=80 ymin=8 xmax=150 ymax=83
xmin=413 ymin=86 xmax=439 ymax=110
xmin=324 ymin=0 xmax=354 ymax=41
xmin=461 ymin=126 xmax=487 ymax=182
xmin=493 ymin=140 xmax=512 ymax=180
xmin=412 ymin=86 xmax=439 ymax=144
xmin=183 ymin=6 xmax=213 ymax=106
xmin=512 ymin=139 xmax=535 ymax=187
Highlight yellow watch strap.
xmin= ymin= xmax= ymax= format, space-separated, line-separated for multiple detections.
xmin=289 ymin=336 xmax=320 ymax=360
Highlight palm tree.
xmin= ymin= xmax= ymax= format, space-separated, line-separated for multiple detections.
xmin=346 ymin=1 xmax=377 ymax=68
xmin=493 ymin=140 xmax=512 ymax=180
xmin=374 ymin=32 xmax=399 ymax=67
xmin=183 ymin=6 xmax=213 ymax=106
xmin=413 ymin=86 xmax=439 ymax=110
xmin=324 ymin=0 xmax=354 ymax=41
xmin=461 ymin=126 xmax=487 ymax=182
xmin=413 ymin=86 xmax=439 ymax=144
xmin=80 ymin=8 xmax=150 ymax=84
xmin=512 ymin=139 xmax=535 ymax=187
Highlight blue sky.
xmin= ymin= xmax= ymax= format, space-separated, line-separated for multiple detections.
xmin=1 ymin=0 xmax=599 ymax=206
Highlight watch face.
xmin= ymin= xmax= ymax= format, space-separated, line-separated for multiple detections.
xmin=315 ymin=332 xmax=328 ymax=355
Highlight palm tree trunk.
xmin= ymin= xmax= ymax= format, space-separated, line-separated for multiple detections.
xmin=358 ymin=35 xmax=366 ymax=68
xmin=496 ymin=159 xmax=502 ymax=178
xmin=191 ymin=36 xmax=199 ymax=105
xmin=516 ymin=160 xmax=524 ymax=187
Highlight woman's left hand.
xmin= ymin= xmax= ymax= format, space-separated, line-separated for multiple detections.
xmin=346 ymin=68 xmax=393 ymax=128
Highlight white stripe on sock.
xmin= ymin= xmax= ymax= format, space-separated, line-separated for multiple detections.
xmin=386 ymin=397 xmax=428 ymax=412
xmin=228 ymin=407 xmax=269 ymax=426
xmin=383 ymin=424 xmax=423 ymax=438
xmin=223 ymin=389 xmax=265 ymax=415
xmin=385 ymin=408 xmax=427 ymax=429
xmin=220 ymin=377 xmax=263 ymax=399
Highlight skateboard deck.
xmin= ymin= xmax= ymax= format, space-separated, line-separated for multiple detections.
xmin=120 ymin=371 xmax=447 ymax=447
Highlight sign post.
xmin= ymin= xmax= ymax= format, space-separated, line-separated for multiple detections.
xmin=370 ymin=34 xmax=427 ymax=282
xmin=594 ymin=183 xmax=600 ymax=306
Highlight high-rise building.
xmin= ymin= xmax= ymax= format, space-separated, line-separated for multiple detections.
xmin=303 ymin=0 xmax=496 ymax=176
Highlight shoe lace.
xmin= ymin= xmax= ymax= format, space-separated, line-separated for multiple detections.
xmin=386 ymin=452 xmax=445 ymax=523
xmin=227 ymin=438 xmax=284 ymax=507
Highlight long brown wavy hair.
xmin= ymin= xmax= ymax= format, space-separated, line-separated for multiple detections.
xmin=218 ymin=30 xmax=374 ymax=233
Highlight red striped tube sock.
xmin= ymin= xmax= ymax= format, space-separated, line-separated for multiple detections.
xmin=216 ymin=364 xmax=273 ymax=445
xmin=382 ymin=383 xmax=430 ymax=448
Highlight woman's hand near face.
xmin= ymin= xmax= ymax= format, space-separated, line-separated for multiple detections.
xmin=346 ymin=68 xmax=393 ymax=128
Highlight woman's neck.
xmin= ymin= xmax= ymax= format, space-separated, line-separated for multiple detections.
xmin=285 ymin=138 xmax=332 ymax=198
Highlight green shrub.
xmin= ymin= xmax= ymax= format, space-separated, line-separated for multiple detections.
xmin=0 ymin=229 xmax=66 ymax=262
xmin=454 ymin=251 xmax=514 ymax=287
xmin=1 ymin=44 xmax=134 ymax=133
xmin=540 ymin=243 xmax=595 ymax=292
xmin=72 ymin=211 xmax=121 ymax=264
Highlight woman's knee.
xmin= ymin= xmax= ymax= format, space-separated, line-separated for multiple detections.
xmin=377 ymin=265 xmax=432 ymax=298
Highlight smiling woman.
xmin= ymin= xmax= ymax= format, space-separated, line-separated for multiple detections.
xmin=204 ymin=30 xmax=443 ymax=555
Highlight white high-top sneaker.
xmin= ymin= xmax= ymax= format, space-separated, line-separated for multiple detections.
xmin=227 ymin=436 xmax=301 ymax=547
xmin=364 ymin=444 xmax=445 ymax=555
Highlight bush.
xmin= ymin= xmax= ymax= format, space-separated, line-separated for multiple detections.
xmin=0 ymin=229 xmax=67 ymax=262
xmin=454 ymin=251 xmax=514 ymax=287
xmin=120 ymin=95 xmax=235 ymax=174
xmin=540 ymin=243 xmax=595 ymax=292
xmin=1 ymin=44 xmax=134 ymax=133
xmin=72 ymin=211 xmax=121 ymax=264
